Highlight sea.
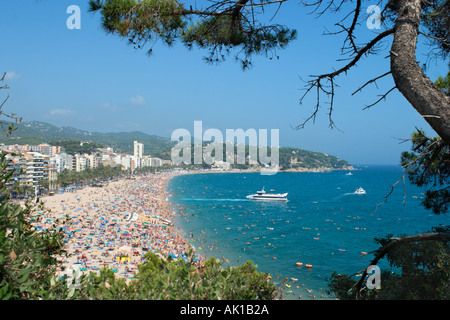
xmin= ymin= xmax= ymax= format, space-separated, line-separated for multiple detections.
xmin=166 ymin=165 xmax=450 ymax=300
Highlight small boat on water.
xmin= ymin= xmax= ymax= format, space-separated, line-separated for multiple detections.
xmin=246 ymin=187 xmax=288 ymax=202
xmin=354 ymin=187 xmax=366 ymax=195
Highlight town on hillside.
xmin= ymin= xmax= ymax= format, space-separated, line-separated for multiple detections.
xmin=1 ymin=141 xmax=171 ymax=195
xmin=1 ymin=139 xmax=353 ymax=198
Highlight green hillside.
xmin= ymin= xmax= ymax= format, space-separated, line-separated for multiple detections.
xmin=278 ymin=147 xmax=352 ymax=170
xmin=0 ymin=121 xmax=353 ymax=170
xmin=0 ymin=121 xmax=175 ymax=159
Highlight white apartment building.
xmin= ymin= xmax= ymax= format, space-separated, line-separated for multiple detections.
xmin=51 ymin=154 xmax=75 ymax=173
xmin=75 ymin=155 xmax=90 ymax=172
xmin=25 ymin=152 xmax=50 ymax=185
xmin=121 ymin=155 xmax=133 ymax=170
xmin=151 ymin=157 xmax=163 ymax=167
xmin=6 ymin=152 xmax=51 ymax=187
xmin=134 ymin=141 xmax=144 ymax=158
xmin=142 ymin=156 xmax=152 ymax=167
xmin=86 ymin=154 xmax=102 ymax=168
xmin=141 ymin=156 xmax=163 ymax=168
xmin=6 ymin=155 xmax=29 ymax=187
xmin=104 ymin=153 xmax=133 ymax=170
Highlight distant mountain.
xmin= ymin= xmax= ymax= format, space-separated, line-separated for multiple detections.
xmin=0 ymin=121 xmax=175 ymax=159
xmin=0 ymin=121 xmax=353 ymax=170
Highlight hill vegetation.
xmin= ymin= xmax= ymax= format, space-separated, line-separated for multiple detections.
xmin=0 ymin=121 xmax=353 ymax=171
xmin=0 ymin=121 xmax=174 ymax=159
xmin=48 ymin=140 xmax=104 ymax=156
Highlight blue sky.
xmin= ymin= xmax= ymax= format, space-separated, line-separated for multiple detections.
xmin=0 ymin=0 xmax=447 ymax=165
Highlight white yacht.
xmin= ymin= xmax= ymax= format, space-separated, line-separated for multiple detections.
xmin=246 ymin=187 xmax=288 ymax=202
xmin=354 ymin=187 xmax=366 ymax=195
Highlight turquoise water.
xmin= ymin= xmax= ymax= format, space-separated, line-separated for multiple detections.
xmin=166 ymin=166 xmax=450 ymax=299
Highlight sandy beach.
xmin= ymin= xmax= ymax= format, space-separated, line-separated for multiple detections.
xmin=36 ymin=171 xmax=197 ymax=282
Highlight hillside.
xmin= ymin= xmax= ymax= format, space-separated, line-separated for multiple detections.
xmin=0 ymin=121 xmax=353 ymax=170
xmin=278 ymin=147 xmax=353 ymax=171
xmin=0 ymin=121 xmax=175 ymax=159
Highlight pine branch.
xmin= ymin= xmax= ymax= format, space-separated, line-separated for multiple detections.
xmin=297 ymin=28 xmax=395 ymax=129
xmin=353 ymin=232 xmax=450 ymax=300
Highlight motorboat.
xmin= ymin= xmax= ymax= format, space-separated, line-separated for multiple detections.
xmin=246 ymin=187 xmax=288 ymax=202
xmin=354 ymin=187 xmax=366 ymax=195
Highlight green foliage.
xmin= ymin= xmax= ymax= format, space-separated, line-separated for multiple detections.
xmin=0 ymin=121 xmax=175 ymax=159
xmin=421 ymin=0 xmax=449 ymax=59
xmin=374 ymin=230 xmax=450 ymax=299
xmin=0 ymin=151 xmax=69 ymax=300
xmin=182 ymin=15 xmax=296 ymax=68
xmin=56 ymin=165 xmax=123 ymax=187
xmin=381 ymin=0 xmax=448 ymax=60
xmin=435 ymin=70 xmax=450 ymax=96
xmin=49 ymin=140 xmax=104 ymax=156
xmin=69 ymin=253 xmax=277 ymax=300
xmin=401 ymin=131 xmax=449 ymax=214
xmin=326 ymin=271 xmax=358 ymax=300
xmin=89 ymin=0 xmax=186 ymax=50
xmin=88 ymin=0 xmax=297 ymax=68
xmin=327 ymin=230 xmax=450 ymax=300
xmin=279 ymin=147 xmax=350 ymax=170
xmin=329 ymin=69 xmax=450 ymax=299
xmin=400 ymin=72 xmax=450 ymax=214
xmin=0 ymin=147 xmax=278 ymax=300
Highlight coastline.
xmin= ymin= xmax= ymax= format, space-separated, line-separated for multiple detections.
xmin=161 ymin=166 xmax=356 ymax=261
xmin=38 ymin=171 xmax=200 ymax=282
xmin=35 ymin=165 xmax=355 ymax=282
xmin=281 ymin=165 xmax=355 ymax=173
xmin=168 ymin=165 xmax=356 ymax=175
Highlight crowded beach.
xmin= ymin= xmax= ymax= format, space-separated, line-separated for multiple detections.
xmin=35 ymin=172 xmax=199 ymax=282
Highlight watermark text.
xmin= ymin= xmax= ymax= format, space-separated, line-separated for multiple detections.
xmin=67 ymin=5 xmax=81 ymax=30
xmin=171 ymin=121 xmax=279 ymax=175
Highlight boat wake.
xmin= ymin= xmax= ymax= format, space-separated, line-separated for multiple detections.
xmin=178 ymin=198 xmax=250 ymax=202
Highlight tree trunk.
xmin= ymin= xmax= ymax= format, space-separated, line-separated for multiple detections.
xmin=390 ymin=0 xmax=450 ymax=144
